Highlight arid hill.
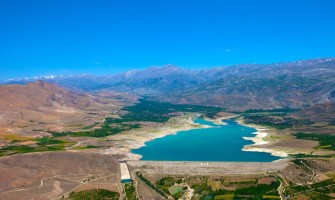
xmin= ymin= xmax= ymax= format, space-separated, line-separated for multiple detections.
xmin=0 ymin=152 xmax=120 ymax=200
xmin=0 ymin=81 xmax=120 ymax=139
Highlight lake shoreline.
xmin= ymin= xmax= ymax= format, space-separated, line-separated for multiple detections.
xmin=100 ymin=114 xmax=209 ymax=160
xmin=101 ymin=114 xmax=288 ymax=161
xmin=129 ymin=116 xmax=283 ymax=161
xmin=237 ymin=119 xmax=289 ymax=158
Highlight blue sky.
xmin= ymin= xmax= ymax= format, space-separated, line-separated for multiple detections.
xmin=0 ymin=0 xmax=335 ymax=80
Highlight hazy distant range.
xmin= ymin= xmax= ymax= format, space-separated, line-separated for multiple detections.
xmin=3 ymin=58 xmax=335 ymax=111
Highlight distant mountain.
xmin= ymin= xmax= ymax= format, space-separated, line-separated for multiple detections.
xmin=165 ymin=58 xmax=335 ymax=110
xmin=3 ymin=58 xmax=335 ymax=111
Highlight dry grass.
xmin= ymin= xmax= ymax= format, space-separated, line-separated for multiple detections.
xmin=2 ymin=134 xmax=32 ymax=141
xmin=214 ymin=194 xmax=234 ymax=200
xmin=325 ymin=172 xmax=335 ymax=178
xmin=208 ymin=180 xmax=222 ymax=191
xmin=274 ymin=139 xmax=319 ymax=149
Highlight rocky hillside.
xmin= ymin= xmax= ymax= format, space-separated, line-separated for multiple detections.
xmin=0 ymin=81 xmax=119 ymax=136
xmin=291 ymin=102 xmax=335 ymax=125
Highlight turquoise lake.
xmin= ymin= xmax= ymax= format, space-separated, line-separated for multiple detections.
xmin=131 ymin=119 xmax=281 ymax=162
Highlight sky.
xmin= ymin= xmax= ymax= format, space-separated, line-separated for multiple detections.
xmin=0 ymin=0 xmax=335 ymax=80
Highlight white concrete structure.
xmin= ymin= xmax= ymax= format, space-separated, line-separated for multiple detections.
xmin=120 ymin=162 xmax=131 ymax=181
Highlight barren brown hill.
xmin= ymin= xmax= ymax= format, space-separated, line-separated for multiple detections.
xmin=0 ymin=81 xmax=120 ymax=139
xmin=0 ymin=152 xmax=120 ymax=200
xmin=0 ymin=81 xmax=100 ymax=110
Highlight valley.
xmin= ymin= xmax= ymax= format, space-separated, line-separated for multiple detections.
xmin=1 ymin=58 xmax=335 ymax=199
xmin=2 ymin=0 xmax=335 ymax=198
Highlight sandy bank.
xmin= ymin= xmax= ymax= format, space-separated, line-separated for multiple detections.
xmin=205 ymin=113 xmax=239 ymax=125
xmin=237 ymin=119 xmax=289 ymax=158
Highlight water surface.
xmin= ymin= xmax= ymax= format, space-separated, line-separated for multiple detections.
xmin=131 ymin=119 xmax=281 ymax=162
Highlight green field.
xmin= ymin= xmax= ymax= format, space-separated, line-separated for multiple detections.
xmin=155 ymin=176 xmax=186 ymax=199
xmin=0 ymin=137 xmax=74 ymax=156
xmin=68 ymin=189 xmax=119 ymax=200
xmin=284 ymin=178 xmax=335 ymax=199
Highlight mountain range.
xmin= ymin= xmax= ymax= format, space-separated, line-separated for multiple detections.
xmin=3 ymin=58 xmax=335 ymax=111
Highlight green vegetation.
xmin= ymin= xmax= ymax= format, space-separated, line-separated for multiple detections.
xmin=213 ymin=194 xmax=234 ymax=199
xmin=0 ymin=137 xmax=74 ymax=156
xmin=73 ymin=145 xmax=100 ymax=150
xmin=155 ymin=176 xmax=186 ymax=199
xmin=0 ymin=145 xmax=43 ymax=156
xmin=50 ymin=122 xmax=140 ymax=138
xmin=234 ymin=181 xmax=280 ymax=198
xmin=124 ymin=183 xmax=137 ymax=200
xmin=135 ymin=175 xmax=283 ymax=200
xmin=51 ymin=99 xmax=222 ymax=138
xmin=169 ymin=185 xmax=185 ymax=199
xmin=240 ymin=108 xmax=298 ymax=117
xmin=156 ymin=176 xmax=178 ymax=193
xmin=121 ymin=99 xmax=223 ymax=123
xmin=184 ymin=176 xmax=281 ymax=200
xmin=68 ymin=189 xmax=119 ymax=200
xmin=187 ymin=178 xmax=235 ymax=200
xmin=224 ymin=179 xmax=257 ymax=185
xmin=243 ymin=116 xmax=313 ymax=130
xmin=284 ymin=178 xmax=335 ymax=198
xmin=86 ymin=145 xmax=98 ymax=148
xmin=3 ymin=134 xmax=32 ymax=142
xmin=292 ymin=159 xmax=306 ymax=167
xmin=35 ymin=137 xmax=65 ymax=145
xmin=239 ymin=107 xmax=315 ymax=130
xmin=295 ymin=132 xmax=335 ymax=151
xmin=290 ymin=153 xmax=335 ymax=158
xmin=136 ymin=172 xmax=168 ymax=198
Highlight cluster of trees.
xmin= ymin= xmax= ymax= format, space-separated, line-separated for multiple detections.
xmin=124 ymin=183 xmax=137 ymax=200
xmin=244 ymin=116 xmax=313 ymax=130
xmin=122 ymin=99 xmax=222 ymax=123
xmin=68 ymin=189 xmax=119 ymax=200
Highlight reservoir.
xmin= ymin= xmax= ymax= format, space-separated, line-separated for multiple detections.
xmin=131 ymin=119 xmax=282 ymax=162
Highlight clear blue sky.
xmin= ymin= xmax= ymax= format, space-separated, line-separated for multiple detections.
xmin=0 ymin=0 xmax=334 ymax=80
